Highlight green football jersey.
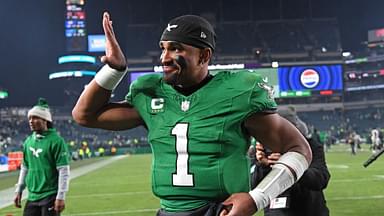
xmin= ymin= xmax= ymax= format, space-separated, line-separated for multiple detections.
xmin=126 ymin=70 xmax=277 ymax=211
xmin=23 ymin=128 xmax=70 ymax=201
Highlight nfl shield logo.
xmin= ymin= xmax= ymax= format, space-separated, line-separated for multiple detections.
xmin=181 ymin=100 xmax=190 ymax=112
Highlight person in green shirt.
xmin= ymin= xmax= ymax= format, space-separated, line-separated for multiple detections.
xmin=14 ymin=98 xmax=70 ymax=216
xmin=72 ymin=12 xmax=312 ymax=216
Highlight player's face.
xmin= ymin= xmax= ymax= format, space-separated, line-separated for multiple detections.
xmin=159 ymin=41 xmax=205 ymax=87
xmin=28 ymin=116 xmax=48 ymax=133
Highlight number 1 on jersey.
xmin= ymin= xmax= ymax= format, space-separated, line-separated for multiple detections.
xmin=172 ymin=123 xmax=194 ymax=186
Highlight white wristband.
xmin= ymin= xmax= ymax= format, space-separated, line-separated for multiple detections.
xmin=95 ymin=64 xmax=128 ymax=91
xmin=249 ymin=151 xmax=309 ymax=210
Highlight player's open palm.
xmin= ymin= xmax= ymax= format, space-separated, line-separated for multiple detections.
xmin=101 ymin=12 xmax=127 ymax=71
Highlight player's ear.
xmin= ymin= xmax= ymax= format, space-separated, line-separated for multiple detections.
xmin=199 ymin=48 xmax=212 ymax=64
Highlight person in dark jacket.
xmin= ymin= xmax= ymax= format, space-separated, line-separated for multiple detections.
xmin=251 ymin=107 xmax=330 ymax=216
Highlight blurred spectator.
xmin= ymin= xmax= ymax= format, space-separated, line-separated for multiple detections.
xmin=371 ymin=127 xmax=382 ymax=153
xmin=251 ymin=108 xmax=330 ymax=216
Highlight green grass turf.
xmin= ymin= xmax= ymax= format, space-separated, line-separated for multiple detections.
xmin=1 ymin=144 xmax=384 ymax=216
xmin=0 ymin=157 xmax=106 ymax=191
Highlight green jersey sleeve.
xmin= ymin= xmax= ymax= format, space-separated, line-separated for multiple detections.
xmin=248 ymin=73 xmax=277 ymax=113
xmin=125 ymin=73 xmax=163 ymax=106
xmin=22 ymin=136 xmax=32 ymax=169
xmin=52 ymin=136 xmax=70 ymax=167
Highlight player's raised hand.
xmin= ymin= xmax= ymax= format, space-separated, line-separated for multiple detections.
xmin=101 ymin=12 xmax=127 ymax=71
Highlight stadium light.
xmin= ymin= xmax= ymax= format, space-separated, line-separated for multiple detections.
xmin=342 ymin=51 xmax=352 ymax=57
xmin=321 ymin=47 xmax=327 ymax=52
xmin=49 ymin=70 xmax=96 ymax=80
xmin=58 ymin=55 xmax=96 ymax=64
xmin=0 ymin=90 xmax=8 ymax=99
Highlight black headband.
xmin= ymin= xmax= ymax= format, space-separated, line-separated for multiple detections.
xmin=160 ymin=15 xmax=216 ymax=51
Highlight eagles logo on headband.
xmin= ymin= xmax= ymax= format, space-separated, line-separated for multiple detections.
xmin=160 ymin=15 xmax=216 ymax=51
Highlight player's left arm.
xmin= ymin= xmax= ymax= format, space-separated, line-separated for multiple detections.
xmin=245 ymin=112 xmax=312 ymax=161
xmin=221 ymin=113 xmax=312 ymax=216
xmin=246 ymin=112 xmax=311 ymax=210
xmin=53 ymin=137 xmax=70 ymax=212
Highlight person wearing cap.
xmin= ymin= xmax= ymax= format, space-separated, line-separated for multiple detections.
xmin=72 ymin=12 xmax=312 ymax=216
xmin=251 ymin=108 xmax=330 ymax=216
xmin=14 ymin=98 xmax=70 ymax=216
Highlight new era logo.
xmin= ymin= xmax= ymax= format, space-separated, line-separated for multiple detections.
xmin=200 ymin=31 xmax=207 ymax=39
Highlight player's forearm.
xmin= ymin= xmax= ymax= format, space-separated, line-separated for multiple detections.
xmin=15 ymin=165 xmax=28 ymax=193
xmin=56 ymin=165 xmax=70 ymax=200
xmin=249 ymin=151 xmax=309 ymax=211
xmin=282 ymin=131 xmax=312 ymax=164
xmin=72 ymin=79 xmax=113 ymax=126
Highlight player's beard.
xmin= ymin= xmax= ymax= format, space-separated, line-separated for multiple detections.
xmin=163 ymin=56 xmax=187 ymax=87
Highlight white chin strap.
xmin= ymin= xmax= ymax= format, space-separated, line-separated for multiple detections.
xmin=249 ymin=151 xmax=309 ymax=210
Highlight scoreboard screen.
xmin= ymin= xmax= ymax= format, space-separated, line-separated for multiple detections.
xmin=368 ymin=28 xmax=384 ymax=43
xmin=278 ymin=64 xmax=343 ymax=97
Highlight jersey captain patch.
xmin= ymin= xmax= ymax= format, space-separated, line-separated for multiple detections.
xmin=151 ymin=98 xmax=165 ymax=113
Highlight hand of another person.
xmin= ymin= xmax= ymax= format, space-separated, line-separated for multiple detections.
xmin=256 ymin=143 xmax=281 ymax=167
xmin=14 ymin=193 xmax=22 ymax=208
xmin=267 ymin=152 xmax=281 ymax=165
xmin=255 ymin=143 xmax=269 ymax=166
xmin=220 ymin=192 xmax=257 ymax=216
xmin=101 ymin=12 xmax=127 ymax=71
xmin=54 ymin=199 xmax=65 ymax=213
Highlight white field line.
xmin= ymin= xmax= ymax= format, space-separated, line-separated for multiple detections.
xmin=331 ymin=177 xmax=384 ymax=182
xmin=62 ymin=208 xmax=158 ymax=216
xmin=327 ymin=164 xmax=349 ymax=169
xmin=328 ymin=195 xmax=384 ymax=201
xmin=69 ymin=191 xmax=151 ymax=198
xmin=70 ymin=181 xmax=150 ymax=187
xmin=0 ymin=155 xmax=127 ymax=209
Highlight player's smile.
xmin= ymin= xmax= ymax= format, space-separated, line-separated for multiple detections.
xmin=162 ymin=62 xmax=180 ymax=74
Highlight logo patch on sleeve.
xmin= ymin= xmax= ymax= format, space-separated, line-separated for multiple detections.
xmin=258 ymin=82 xmax=275 ymax=100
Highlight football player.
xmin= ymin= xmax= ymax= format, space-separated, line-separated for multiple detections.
xmin=72 ymin=12 xmax=312 ymax=216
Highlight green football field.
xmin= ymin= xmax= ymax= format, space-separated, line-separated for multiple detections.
xmin=1 ymin=144 xmax=384 ymax=216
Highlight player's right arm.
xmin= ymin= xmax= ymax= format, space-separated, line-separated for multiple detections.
xmin=14 ymin=164 xmax=28 ymax=208
xmin=72 ymin=12 xmax=144 ymax=130
xmin=72 ymin=79 xmax=143 ymax=130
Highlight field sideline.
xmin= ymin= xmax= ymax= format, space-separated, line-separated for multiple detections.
xmin=0 ymin=144 xmax=383 ymax=216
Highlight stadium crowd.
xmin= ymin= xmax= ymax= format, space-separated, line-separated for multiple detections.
xmin=0 ymin=107 xmax=148 ymax=158
xmin=1 ymin=106 xmax=384 ymax=157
